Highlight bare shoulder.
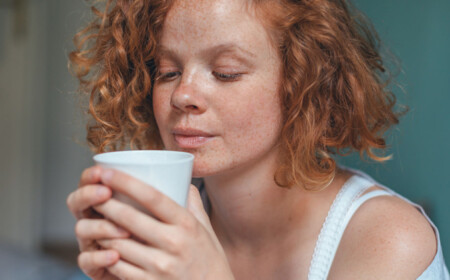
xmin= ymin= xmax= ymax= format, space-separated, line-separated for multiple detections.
xmin=328 ymin=190 xmax=437 ymax=279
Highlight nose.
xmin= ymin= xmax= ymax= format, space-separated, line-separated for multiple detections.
xmin=170 ymin=77 xmax=207 ymax=114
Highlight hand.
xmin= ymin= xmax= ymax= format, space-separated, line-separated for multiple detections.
xmin=67 ymin=166 xmax=131 ymax=280
xmin=93 ymin=169 xmax=235 ymax=280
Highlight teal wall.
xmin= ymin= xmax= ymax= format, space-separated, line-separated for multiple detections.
xmin=340 ymin=0 xmax=450 ymax=267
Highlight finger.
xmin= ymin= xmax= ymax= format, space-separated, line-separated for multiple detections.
xmin=187 ymin=185 xmax=224 ymax=251
xmin=107 ymin=260 xmax=154 ymax=280
xmin=187 ymin=185 xmax=212 ymax=232
xmin=98 ymin=238 xmax=170 ymax=272
xmin=76 ymin=235 xmax=101 ymax=253
xmin=79 ymin=166 xmax=103 ymax=188
xmin=94 ymin=198 xmax=172 ymax=248
xmin=67 ymin=184 xmax=112 ymax=219
xmin=75 ymin=219 xmax=130 ymax=240
xmin=78 ymin=250 xmax=120 ymax=278
xmin=100 ymin=169 xmax=187 ymax=224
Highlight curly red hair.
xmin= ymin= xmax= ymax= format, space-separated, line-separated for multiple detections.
xmin=70 ymin=0 xmax=404 ymax=190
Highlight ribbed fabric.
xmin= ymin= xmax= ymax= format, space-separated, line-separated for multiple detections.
xmin=194 ymin=170 xmax=449 ymax=279
xmin=308 ymin=176 xmax=374 ymax=279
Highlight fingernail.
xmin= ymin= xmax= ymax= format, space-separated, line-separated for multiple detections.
xmin=102 ymin=169 xmax=114 ymax=183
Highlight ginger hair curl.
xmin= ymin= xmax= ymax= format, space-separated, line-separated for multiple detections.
xmin=70 ymin=0 xmax=404 ymax=190
xmin=70 ymin=0 xmax=173 ymax=151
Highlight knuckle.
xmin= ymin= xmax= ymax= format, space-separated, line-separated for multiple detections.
xmin=164 ymin=235 xmax=182 ymax=253
xmin=154 ymin=257 xmax=175 ymax=274
xmin=81 ymin=166 xmax=100 ymax=184
xmin=180 ymin=215 xmax=196 ymax=231
xmin=165 ymin=228 xmax=190 ymax=255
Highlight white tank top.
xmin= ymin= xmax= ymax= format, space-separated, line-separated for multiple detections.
xmin=196 ymin=170 xmax=449 ymax=279
xmin=307 ymin=171 xmax=450 ymax=280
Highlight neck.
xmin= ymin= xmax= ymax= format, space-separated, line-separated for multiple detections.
xmin=203 ymin=154 xmax=317 ymax=252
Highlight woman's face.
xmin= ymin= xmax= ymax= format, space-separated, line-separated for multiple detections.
xmin=153 ymin=0 xmax=283 ymax=177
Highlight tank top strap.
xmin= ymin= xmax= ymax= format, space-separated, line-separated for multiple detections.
xmin=341 ymin=189 xmax=392 ymax=230
xmin=308 ymin=175 xmax=389 ymax=280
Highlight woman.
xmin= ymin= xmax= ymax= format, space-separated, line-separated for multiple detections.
xmin=67 ymin=0 xmax=449 ymax=279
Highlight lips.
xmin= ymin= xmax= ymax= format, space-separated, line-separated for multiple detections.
xmin=171 ymin=127 xmax=214 ymax=149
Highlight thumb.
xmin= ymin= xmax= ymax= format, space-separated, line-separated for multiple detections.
xmin=187 ymin=185 xmax=213 ymax=232
xmin=187 ymin=185 xmax=226 ymax=254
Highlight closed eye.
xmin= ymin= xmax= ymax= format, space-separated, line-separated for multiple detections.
xmin=213 ymin=71 xmax=242 ymax=82
xmin=156 ymin=71 xmax=181 ymax=82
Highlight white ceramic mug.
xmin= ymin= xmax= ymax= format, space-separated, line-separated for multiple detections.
xmin=93 ymin=150 xmax=194 ymax=209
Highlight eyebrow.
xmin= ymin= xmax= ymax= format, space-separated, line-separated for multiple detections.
xmin=157 ymin=43 xmax=257 ymax=61
xmin=202 ymin=43 xmax=257 ymax=58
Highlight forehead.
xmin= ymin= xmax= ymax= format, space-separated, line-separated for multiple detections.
xmin=160 ymin=0 xmax=273 ymax=54
xmin=166 ymin=0 xmax=249 ymax=25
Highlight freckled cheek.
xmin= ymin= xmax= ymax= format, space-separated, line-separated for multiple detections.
xmin=222 ymin=96 xmax=282 ymax=147
xmin=152 ymin=89 xmax=172 ymax=138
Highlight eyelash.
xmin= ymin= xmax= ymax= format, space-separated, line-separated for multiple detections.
xmin=213 ymin=71 xmax=242 ymax=82
xmin=156 ymin=70 xmax=242 ymax=82
xmin=156 ymin=71 xmax=181 ymax=82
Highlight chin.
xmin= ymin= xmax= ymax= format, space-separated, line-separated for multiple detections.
xmin=191 ymin=158 xmax=228 ymax=178
xmin=191 ymin=163 xmax=214 ymax=178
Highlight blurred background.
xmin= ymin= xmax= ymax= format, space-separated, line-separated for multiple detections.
xmin=0 ymin=0 xmax=448 ymax=279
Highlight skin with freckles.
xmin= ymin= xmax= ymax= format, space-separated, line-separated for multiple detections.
xmin=67 ymin=0 xmax=439 ymax=279
xmin=150 ymin=0 xmax=436 ymax=278
xmin=153 ymin=0 xmax=283 ymax=179
xmin=152 ymin=3 xmax=319 ymax=275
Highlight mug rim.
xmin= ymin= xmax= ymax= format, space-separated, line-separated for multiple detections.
xmin=93 ymin=150 xmax=194 ymax=166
